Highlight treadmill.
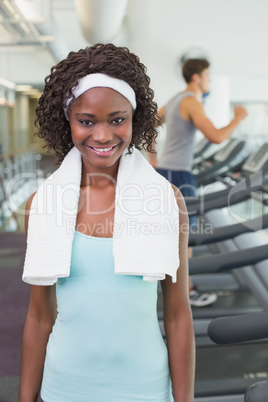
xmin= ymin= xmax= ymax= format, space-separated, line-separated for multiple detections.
xmin=187 ymin=142 xmax=268 ymax=217
xmin=193 ymin=138 xmax=248 ymax=186
xmin=190 ymin=215 xmax=268 ymax=401
xmin=158 ymin=143 xmax=268 ymax=400
xmin=191 ymin=145 xmax=268 ymax=400
xmin=208 ymin=312 xmax=268 ymax=402
xmin=193 ymin=138 xmax=216 ymax=165
xmin=158 ymin=143 xmax=268 ymax=323
xmin=189 ymin=143 xmax=268 ymax=321
xmin=194 ymin=304 xmax=268 ymax=402
xmin=158 ymin=237 xmax=268 ymax=401
xmin=194 ymin=138 xmax=212 ymax=159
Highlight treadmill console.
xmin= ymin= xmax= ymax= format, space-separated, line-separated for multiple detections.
xmin=242 ymin=143 xmax=268 ymax=174
xmin=213 ymin=139 xmax=240 ymax=163
xmin=194 ymin=138 xmax=210 ymax=155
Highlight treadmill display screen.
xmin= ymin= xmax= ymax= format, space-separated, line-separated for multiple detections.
xmin=195 ymin=138 xmax=209 ymax=154
xmin=243 ymin=143 xmax=268 ymax=172
xmin=214 ymin=139 xmax=239 ymax=163
xmin=248 ymin=143 xmax=268 ymax=166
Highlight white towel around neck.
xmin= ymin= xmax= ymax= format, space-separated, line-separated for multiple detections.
xmin=22 ymin=146 xmax=179 ymax=285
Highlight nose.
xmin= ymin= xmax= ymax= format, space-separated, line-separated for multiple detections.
xmin=91 ymin=123 xmax=113 ymax=143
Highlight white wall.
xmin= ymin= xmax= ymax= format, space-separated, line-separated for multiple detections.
xmin=230 ymin=77 xmax=268 ymax=103
xmin=127 ymin=0 xmax=268 ymax=104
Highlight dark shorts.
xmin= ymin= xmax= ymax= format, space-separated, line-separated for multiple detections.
xmin=156 ymin=168 xmax=197 ymax=230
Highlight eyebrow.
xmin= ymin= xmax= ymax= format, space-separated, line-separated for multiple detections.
xmin=75 ymin=111 xmax=128 ymax=118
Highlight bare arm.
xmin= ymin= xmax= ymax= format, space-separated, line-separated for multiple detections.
xmin=148 ymin=105 xmax=166 ymax=168
xmin=185 ymin=97 xmax=248 ymax=144
xmin=19 ymin=193 xmax=57 ymax=402
xmin=161 ymin=185 xmax=195 ymax=402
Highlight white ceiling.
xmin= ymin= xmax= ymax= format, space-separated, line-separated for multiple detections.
xmin=0 ymin=0 xmax=268 ymax=103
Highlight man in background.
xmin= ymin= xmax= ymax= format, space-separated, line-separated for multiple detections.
xmin=149 ymin=58 xmax=248 ymax=307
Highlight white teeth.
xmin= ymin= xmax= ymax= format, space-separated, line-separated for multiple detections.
xmin=92 ymin=146 xmax=114 ymax=152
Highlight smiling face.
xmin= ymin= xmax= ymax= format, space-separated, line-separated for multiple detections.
xmin=68 ymin=87 xmax=133 ymax=177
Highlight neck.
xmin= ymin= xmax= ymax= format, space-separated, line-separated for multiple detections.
xmin=185 ymin=83 xmax=203 ymax=101
xmin=80 ymin=158 xmax=119 ymax=188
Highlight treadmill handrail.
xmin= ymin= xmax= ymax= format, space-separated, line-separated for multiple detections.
xmin=188 ymin=214 xmax=268 ymax=246
xmin=208 ymin=311 xmax=268 ymax=344
xmin=189 ymin=244 xmax=268 ymax=275
xmin=186 ymin=175 xmax=268 ymax=216
xmin=244 ymin=381 xmax=268 ymax=402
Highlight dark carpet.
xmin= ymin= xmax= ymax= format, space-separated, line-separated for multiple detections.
xmin=0 ymin=233 xmax=29 ymax=402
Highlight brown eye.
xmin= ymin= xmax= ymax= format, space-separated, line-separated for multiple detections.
xmin=112 ymin=118 xmax=124 ymax=124
xmin=80 ymin=120 xmax=93 ymax=126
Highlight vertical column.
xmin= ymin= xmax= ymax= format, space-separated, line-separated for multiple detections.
xmin=13 ymin=94 xmax=30 ymax=151
xmin=0 ymin=103 xmax=9 ymax=155
xmin=8 ymin=106 xmax=15 ymax=153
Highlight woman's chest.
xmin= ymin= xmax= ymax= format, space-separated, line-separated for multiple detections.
xmin=75 ymin=185 xmax=115 ymax=237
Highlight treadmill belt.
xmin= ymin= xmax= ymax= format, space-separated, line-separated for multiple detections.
xmin=157 ymin=290 xmax=261 ymax=320
xmin=195 ymin=341 xmax=268 ymax=396
xmin=191 ymin=290 xmax=262 ymax=319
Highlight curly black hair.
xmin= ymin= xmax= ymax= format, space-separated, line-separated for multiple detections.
xmin=35 ymin=43 xmax=160 ymax=164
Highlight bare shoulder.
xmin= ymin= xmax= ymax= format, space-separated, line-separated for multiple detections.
xmin=181 ymin=96 xmax=204 ymax=115
xmin=25 ymin=192 xmax=37 ymax=215
xmin=181 ymin=96 xmax=203 ymax=111
xmin=180 ymin=96 xmax=203 ymax=121
xmin=25 ymin=192 xmax=37 ymax=208
xmin=181 ymin=95 xmax=200 ymax=105
xmin=25 ymin=192 xmax=37 ymax=237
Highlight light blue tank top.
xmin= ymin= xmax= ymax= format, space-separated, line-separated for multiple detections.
xmin=41 ymin=230 xmax=173 ymax=402
xmin=158 ymin=92 xmax=196 ymax=171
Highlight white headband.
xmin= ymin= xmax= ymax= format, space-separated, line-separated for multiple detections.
xmin=64 ymin=73 xmax=136 ymax=119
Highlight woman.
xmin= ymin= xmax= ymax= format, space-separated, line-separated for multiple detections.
xmin=19 ymin=43 xmax=195 ymax=402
